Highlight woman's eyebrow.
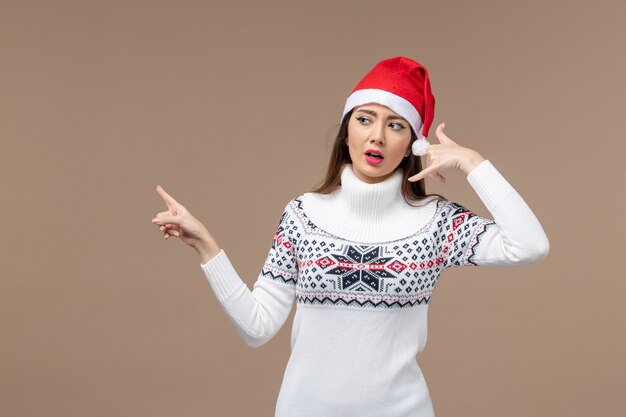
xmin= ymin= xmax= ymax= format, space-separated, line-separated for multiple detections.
xmin=355 ymin=108 xmax=407 ymax=122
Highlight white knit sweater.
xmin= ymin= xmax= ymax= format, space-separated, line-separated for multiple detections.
xmin=200 ymin=160 xmax=549 ymax=417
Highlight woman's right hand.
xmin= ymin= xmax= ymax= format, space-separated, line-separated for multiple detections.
xmin=151 ymin=185 xmax=221 ymax=262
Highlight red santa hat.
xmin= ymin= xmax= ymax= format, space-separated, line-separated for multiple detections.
xmin=341 ymin=56 xmax=435 ymax=141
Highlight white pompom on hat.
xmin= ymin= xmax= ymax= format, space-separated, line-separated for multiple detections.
xmin=340 ymin=57 xmax=436 ymax=155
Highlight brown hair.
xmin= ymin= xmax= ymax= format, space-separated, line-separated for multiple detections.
xmin=310 ymin=109 xmax=448 ymax=207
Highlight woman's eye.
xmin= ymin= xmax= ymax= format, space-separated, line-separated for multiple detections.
xmin=356 ymin=116 xmax=370 ymax=125
xmin=389 ymin=122 xmax=406 ymax=130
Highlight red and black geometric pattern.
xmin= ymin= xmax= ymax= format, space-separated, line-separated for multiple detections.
xmin=434 ymin=201 xmax=496 ymax=268
xmin=260 ymin=197 xmax=495 ymax=309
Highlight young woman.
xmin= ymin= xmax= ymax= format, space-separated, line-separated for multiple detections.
xmin=151 ymin=57 xmax=549 ymax=417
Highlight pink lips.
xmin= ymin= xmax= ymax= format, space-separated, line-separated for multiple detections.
xmin=364 ymin=148 xmax=384 ymax=165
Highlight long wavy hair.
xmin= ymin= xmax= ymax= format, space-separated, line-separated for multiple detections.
xmin=310 ymin=109 xmax=447 ymax=207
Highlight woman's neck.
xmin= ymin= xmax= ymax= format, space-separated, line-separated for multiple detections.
xmin=300 ymin=164 xmax=438 ymax=243
xmin=338 ymin=163 xmax=405 ymax=217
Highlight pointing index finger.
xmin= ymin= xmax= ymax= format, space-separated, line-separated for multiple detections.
xmin=408 ymin=163 xmax=444 ymax=183
xmin=155 ymin=185 xmax=179 ymax=208
xmin=408 ymin=171 xmax=426 ymax=182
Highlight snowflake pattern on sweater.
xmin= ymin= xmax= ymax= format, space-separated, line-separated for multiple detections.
xmin=261 ymin=197 xmax=496 ymax=309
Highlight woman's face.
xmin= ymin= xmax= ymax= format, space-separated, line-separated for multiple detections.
xmin=345 ymin=103 xmax=412 ymax=184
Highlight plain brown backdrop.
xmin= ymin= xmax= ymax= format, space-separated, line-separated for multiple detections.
xmin=1 ymin=0 xmax=624 ymax=416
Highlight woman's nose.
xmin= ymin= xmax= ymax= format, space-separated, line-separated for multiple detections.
xmin=369 ymin=123 xmax=385 ymax=144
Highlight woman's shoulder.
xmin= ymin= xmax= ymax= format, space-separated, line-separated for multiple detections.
xmin=276 ymin=192 xmax=317 ymax=217
xmin=282 ymin=192 xmax=315 ymax=206
xmin=288 ymin=189 xmax=340 ymax=209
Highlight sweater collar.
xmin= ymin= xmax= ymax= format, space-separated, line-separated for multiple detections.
xmin=300 ymin=164 xmax=438 ymax=243
xmin=338 ymin=163 xmax=404 ymax=215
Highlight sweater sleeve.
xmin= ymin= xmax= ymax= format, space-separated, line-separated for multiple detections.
xmin=199 ymin=202 xmax=299 ymax=348
xmin=435 ymin=159 xmax=550 ymax=268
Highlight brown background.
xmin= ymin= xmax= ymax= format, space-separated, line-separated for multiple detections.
xmin=1 ymin=0 xmax=624 ymax=416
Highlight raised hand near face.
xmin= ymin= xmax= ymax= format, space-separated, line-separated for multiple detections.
xmin=408 ymin=122 xmax=485 ymax=184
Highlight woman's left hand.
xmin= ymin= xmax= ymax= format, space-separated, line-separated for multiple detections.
xmin=408 ymin=122 xmax=486 ymax=184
